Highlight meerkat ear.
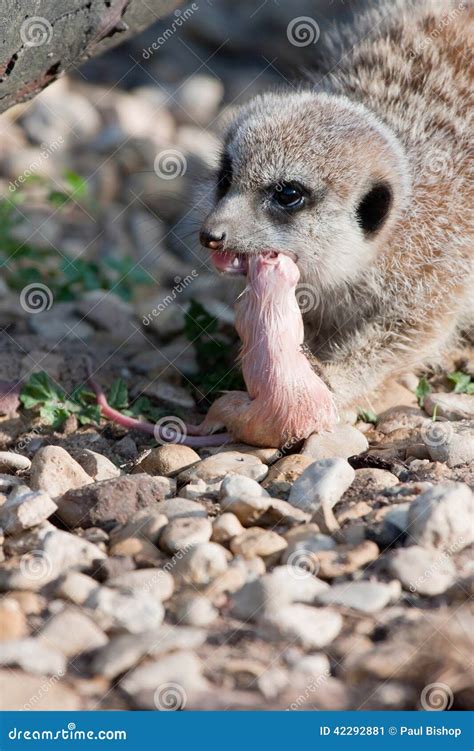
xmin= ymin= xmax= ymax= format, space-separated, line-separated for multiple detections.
xmin=356 ymin=181 xmax=393 ymax=236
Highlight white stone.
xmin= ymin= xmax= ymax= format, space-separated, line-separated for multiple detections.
xmin=220 ymin=474 xmax=268 ymax=499
xmin=302 ymin=424 xmax=368 ymax=460
xmin=175 ymin=593 xmax=218 ymax=627
xmin=288 ymin=457 xmax=355 ymax=514
xmin=85 ymin=587 xmax=164 ymax=634
xmin=91 ymin=626 xmax=206 ymax=680
xmin=121 ymin=651 xmax=208 ymax=702
xmin=231 ymin=565 xmax=329 ymax=621
xmin=316 ymin=580 xmax=395 ymax=613
xmin=56 ymin=571 xmax=100 ymax=605
xmin=212 ymin=513 xmax=244 ymax=543
xmin=388 ymin=546 xmax=456 ymax=596
xmin=159 ymin=517 xmax=212 ymax=554
xmin=0 ymin=486 xmax=57 ymax=534
xmin=108 ymin=569 xmax=174 ymax=602
xmin=38 ymin=607 xmax=108 ymax=656
xmin=259 ymin=605 xmax=342 ymax=649
xmin=178 ymin=451 xmax=268 ymax=484
xmin=407 ymin=482 xmax=474 ymax=551
xmin=29 ymin=446 xmax=93 ymax=499
xmin=0 ymin=638 xmax=65 ymax=675
xmin=174 ymin=543 xmax=228 ymax=586
xmin=76 ymin=450 xmax=121 ymax=481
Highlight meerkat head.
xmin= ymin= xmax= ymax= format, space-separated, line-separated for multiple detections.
xmin=200 ymin=90 xmax=411 ymax=290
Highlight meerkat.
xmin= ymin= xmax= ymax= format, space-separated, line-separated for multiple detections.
xmin=199 ymin=0 xmax=473 ymax=411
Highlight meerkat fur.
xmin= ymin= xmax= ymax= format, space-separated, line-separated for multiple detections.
xmin=200 ymin=0 xmax=473 ymax=409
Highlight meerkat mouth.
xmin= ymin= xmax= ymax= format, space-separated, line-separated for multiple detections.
xmin=211 ymin=250 xmax=293 ymax=275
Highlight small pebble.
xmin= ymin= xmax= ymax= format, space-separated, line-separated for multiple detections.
xmin=230 ymin=527 xmax=287 ymax=560
xmin=173 ymin=542 xmax=229 ymax=586
xmin=258 ymin=604 xmax=342 ymax=650
xmin=211 ymin=513 xmax=244 ymax=543
xmin=0 ymin=452 xmax=31 ymax=473
xmin=175 ymin=593 xmax=218 ymax=627
xmin=29 ymin=446 xmax=93 ymax=499
xmin=388 ymin=545 xmax=456 ymax=596
xmin=288 ymin=457 xmax=355 ymax=514
xmin=316 ymin=580 xmax=395 ymax=613
xmin=159 ymin=517 xmax=212 ymax=554
xmin=302 ymin=424 xmax=368 ymax=461
xmin=407 ymin=482 xmax=473 ymax=551
xmin=178 ymin=452 xmax=268 ymax=484
xmin=134 ymin=445 xmax=200 ymax=477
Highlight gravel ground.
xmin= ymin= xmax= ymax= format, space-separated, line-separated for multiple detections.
xmin=0 ymin=2 xmax=473 ymax=712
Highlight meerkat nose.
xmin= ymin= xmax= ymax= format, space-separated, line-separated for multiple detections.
xmin=200 ymin=228 xmax=226 ymax=250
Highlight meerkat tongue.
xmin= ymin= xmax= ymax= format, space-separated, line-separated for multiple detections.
xmin=211 ymin=251 xmax=248 ymax=275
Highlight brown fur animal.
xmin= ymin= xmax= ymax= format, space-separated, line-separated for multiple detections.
xmin=200 ymin=0 xmax=473 ymax=410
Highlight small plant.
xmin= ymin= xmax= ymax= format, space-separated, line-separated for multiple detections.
xmin=447 ymin=370 xmax=474 ymax=394
xmin=20 ymin=372 xmax=176 ymax=430
xmin=415 ymin=376 xmax=432 ymax=408
xmin=184 ymin=300 xmax=244 ymax=399
xmin=105 ymin=377 xmax=178 ymax=422
xmin=20 ymin=372 xmax=101 ymax=429
xmin=357 ymin=408 xmax=377 ymax=424
xmin=0 ymin=173 xmax=151 ymax=302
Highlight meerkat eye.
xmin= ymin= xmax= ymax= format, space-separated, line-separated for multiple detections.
xmin=356 ymin=182 xmax=393 ymax=235
xmin=272 ymin=181 xmax=306 ymax=210
xmin=216 ymin=152 xmax=232 ymax=201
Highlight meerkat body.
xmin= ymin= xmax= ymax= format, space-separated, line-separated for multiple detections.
xmin=201 ymin=0 xmax=473 ymax=410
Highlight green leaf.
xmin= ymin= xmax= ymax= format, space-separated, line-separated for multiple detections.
xmin=107 ymin=379 xmax=129 ymax=410
xmin=415 ymin=376 xmax=431 ymax=408
xmin=357 ymin=408 xmax=377 ymax=424
xmin=76 ymin=404 xmax=101 ymax=426
xmin=20 ymin=372 xmax=101 ymax=427
xmin=20 ymin=372 xmax=64 ymax=409
xmin=447 ymin=370 xmax=473 ymax=394
xmin=39 ymin=404 xmax=70 ymax=429
xmin=47 ymin=190 xmax=70 ymax=208
xmin=63 ymin=169 xmax=88 ymax=198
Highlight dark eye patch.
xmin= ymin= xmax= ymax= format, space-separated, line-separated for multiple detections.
xmin=356 ymin=182 xmax=393 ymax=235
xmin=216 ymin=152 xmax=232 ymax=201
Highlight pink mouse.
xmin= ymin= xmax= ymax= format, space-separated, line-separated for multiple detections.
xmin=89 ymin=252 xmax=337 ymax=448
